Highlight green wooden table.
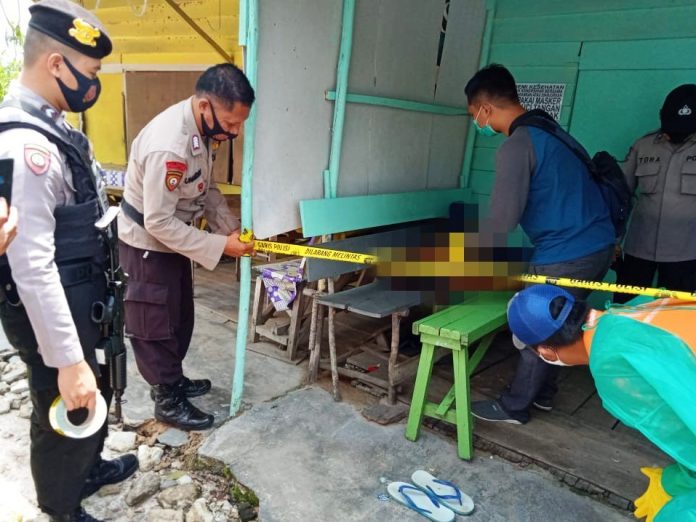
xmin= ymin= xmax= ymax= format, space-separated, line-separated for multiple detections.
xmin=405 ymin=292 xmax=513 ymax=459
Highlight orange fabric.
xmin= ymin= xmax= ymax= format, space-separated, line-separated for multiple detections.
xmin=584 ymin=299 xmax=696 ymax=356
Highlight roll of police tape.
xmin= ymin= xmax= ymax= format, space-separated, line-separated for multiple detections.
xmin=239 ymin=230 xmax=378 ymax=265
xmin=48 ymin=392 xmax=108 ymax=439
xmin=515 ymin=274 xmax=696 ymax=300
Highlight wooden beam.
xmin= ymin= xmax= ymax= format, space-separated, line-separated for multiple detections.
xmin=162 ymin=0 xmax=234 ymax=63
xmin=325 ymin=91 xmax=468 ymax=116
xmin=299 ymin=188 xmax=473 ymax=237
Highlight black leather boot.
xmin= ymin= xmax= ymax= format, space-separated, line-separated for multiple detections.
xmin=152 ymin=383 xmax=214 ymax=431
xmin=150 ymin=376 xmax=211 ymax=400
xmin=180 ymin=376 xmax=212 ymax=397
xmin=49 ymin=507 xmax=103 ymax=522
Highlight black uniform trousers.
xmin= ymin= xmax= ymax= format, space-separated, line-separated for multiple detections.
xmin=614 ymin=253 xmax=696 ymax=303
xmin=0 ymin=301 xmax=111 ymax=517
xmin=119 ymin=241 xmax=194 ymax=386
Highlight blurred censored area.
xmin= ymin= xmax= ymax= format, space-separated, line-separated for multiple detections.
xmin=372 ymin=202 xmax=529 ymax=304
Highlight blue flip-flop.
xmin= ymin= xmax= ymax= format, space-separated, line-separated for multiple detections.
xmin=411 ymin=470 xmax=475 ymax=515
xmin=387 ymin=481 xmax=455 ymax=522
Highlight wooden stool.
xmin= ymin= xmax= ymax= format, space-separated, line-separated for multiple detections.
xmin=405 ymin=292 xmax=512 ymax=460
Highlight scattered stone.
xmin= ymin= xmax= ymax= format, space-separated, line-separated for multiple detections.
xmin=18 ymin=403 xmax=32 ymax=419
xmin=0 ymin=397 xmax=10 ymax=414
xmin=137 ymin=444 xmax=164 ymax=472
xmin=157 ymin=428 xmax=189 ymax=448
xmin=147 ymin=508 xmax=184 ymax=522
xmin=10 ymin=395 xmax=22 ymax=409
xmin=156 ymin=483 xmax=200 ymax=509
xmin=106 ymin=431 xmax=138 ymax=452
xmin=7 ymin=355 xmax=21 ymax=366
xmin=125 ymin=471 xmax=161 ymax=506
xmin=218 ymin=501 xmax=239 ymax=521
xmin=0 ymin=381 xmax=9 ymax=393
xmin=170 ymin=460 xmax=183 ymax=469
xmin=237 ymin=502 xmax=256 ymax=522
xmin=107 ymin=496 xmax=129 ymax=512
xmin=97 ymin=483 xmax=121 ymax=497
xmin=160 ymin=478 xmax=178 ymax=490
xmin=164 ymin=470 xmax=186 ymax=481
xmin=177 ymin=475 xmax=193 ymax=485
xmin=0 ymin=361 xmax=6 ymax=372
xmin=1 ymin=366 xmax=26 ymax=384
xmin=186 ymin=498 xmax=213 ymax=522
xmin=10 ymin=379 xmax=29 ymax=394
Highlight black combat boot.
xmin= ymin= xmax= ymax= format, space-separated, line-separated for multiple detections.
xmin=152 ymin=383 xmax=214 ymax=430
xmin=49 ymin=507 xmax=103 ymax=522
xmin=150 ymin=376 xmax=211 ymax=400
xmin=180 ymin=376 xmax=212 ymax=397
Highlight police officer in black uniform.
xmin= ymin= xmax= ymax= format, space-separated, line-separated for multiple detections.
xmin=0 ymin=1 xmax=137 ymax=520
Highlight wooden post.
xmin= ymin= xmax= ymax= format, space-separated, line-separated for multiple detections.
xmin=230 ymin=0 xmax=259 ymax=416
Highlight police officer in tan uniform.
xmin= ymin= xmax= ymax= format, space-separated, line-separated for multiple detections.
xmin=615 ymin=85 xmax=696 ymax=302
xmin=0 ymin=2 xmax=137 ymax=520
xmin=119 ymin=64 xmax=254 ymax=430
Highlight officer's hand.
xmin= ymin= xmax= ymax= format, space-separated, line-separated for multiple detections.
xmin=57 ymin=360 xmax=98 ymax=412
xmin=0 ymin=198 xmax=18 ymax=256
xmin=224 ymin=230 xmax=255 ymax=257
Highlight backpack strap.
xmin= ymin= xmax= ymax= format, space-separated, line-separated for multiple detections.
xmin=511 ymin=109 xmax=597 ymax=177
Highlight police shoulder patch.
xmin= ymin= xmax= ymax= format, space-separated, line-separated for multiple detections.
xmin=165 ymin=160 xmax=187 ymax=192
xmin=24 ymin=144 xmax=51 ymax=176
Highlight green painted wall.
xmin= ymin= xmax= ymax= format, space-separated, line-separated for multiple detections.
xmin=468 ymin=0 xmax=696 ymax=203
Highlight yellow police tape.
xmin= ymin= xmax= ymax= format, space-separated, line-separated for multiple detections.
xmin=239 ymin=230 xmax=378 ymax=265
xmin=516 ymin=274 xmax=696 ymax=300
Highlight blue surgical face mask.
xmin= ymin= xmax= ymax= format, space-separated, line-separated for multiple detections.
xmin=56 ymin=56 xmax=101 ymax=113
xmin=473 ymin=106 xmax=499 ymax=137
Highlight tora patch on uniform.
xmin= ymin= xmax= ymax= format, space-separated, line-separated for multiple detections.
xmin=24 ymin=144 xmax=51 ymax=175
xmin=165 ymin=160 xmax=187 ymax=191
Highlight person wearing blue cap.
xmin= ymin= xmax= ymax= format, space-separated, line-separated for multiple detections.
xmin=507 ymin=284 xmax=696 ymax=522
xmin=0 ymin=1 xmax=137 ymax=520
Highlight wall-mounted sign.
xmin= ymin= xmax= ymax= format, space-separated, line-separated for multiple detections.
xmin=517 ymin=83 xmax=566 ymax=121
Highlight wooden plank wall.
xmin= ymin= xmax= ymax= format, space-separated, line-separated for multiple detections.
xmin=468 ymin=0 xmax=696 ymax=204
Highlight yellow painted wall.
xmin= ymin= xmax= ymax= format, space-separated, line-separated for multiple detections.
xmin=83 ymin=0 xmax=242 ymax=167
xmin=87 ymin=74 xmax=126 ymax=166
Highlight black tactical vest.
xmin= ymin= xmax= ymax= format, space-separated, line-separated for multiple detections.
xmin=0 ymin=101 xmax=109 ymax=387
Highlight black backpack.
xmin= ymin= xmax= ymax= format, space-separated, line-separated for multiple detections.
xmin=510 ymin=110 xmax=633 ymax=240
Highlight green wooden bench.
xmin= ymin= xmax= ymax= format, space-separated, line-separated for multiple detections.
xmin=405 ymin=292 xmax=513 ymax=460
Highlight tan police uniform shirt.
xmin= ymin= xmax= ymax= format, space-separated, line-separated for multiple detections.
xmin=622 ymin=131 xmax=696 ymax=262
xmin=118 ymin=97 xmax=239 ymax=271
xmin=0 ymin=82 xmax=91 ymax=368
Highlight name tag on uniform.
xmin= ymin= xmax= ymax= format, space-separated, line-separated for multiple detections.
xmin=184 ymin=169 xmax=202 ymax=184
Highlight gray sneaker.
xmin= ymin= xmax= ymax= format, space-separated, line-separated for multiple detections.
xmin=471 ymin=400 xmax=524 ymax=424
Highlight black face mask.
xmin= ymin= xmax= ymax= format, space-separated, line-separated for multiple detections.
xmin=667 ymin=131 xmax=692 ymax=144
xmin=56 ymin=56 xmax=101 ymax=113
xmin=200 ymin=100 xmax=237 ymax=141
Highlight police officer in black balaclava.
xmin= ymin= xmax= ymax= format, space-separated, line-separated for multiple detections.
xmin=614 ymin=84 xmax=696 ymax=303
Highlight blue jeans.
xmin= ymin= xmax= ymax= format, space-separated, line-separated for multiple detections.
xmin=499 ymin=246 xmax=614 ymax=422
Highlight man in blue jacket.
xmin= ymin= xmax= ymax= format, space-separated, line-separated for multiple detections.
xmin=465 ymin=64 xmax=616 ymax=424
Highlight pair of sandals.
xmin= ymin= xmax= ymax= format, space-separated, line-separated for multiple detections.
xmin=387 ymin=470 xmax=474 ymax=521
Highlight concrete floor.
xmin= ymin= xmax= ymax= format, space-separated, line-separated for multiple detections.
xmin=199 ymin=386 xmax=629 ymax=522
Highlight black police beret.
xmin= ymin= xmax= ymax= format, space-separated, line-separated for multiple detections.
xmin=28 ymin=0 xmax=112 ymax=59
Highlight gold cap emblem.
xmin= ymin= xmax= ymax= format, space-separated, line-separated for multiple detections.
xmin=69 ymin=18 xmax=101 ymax=47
